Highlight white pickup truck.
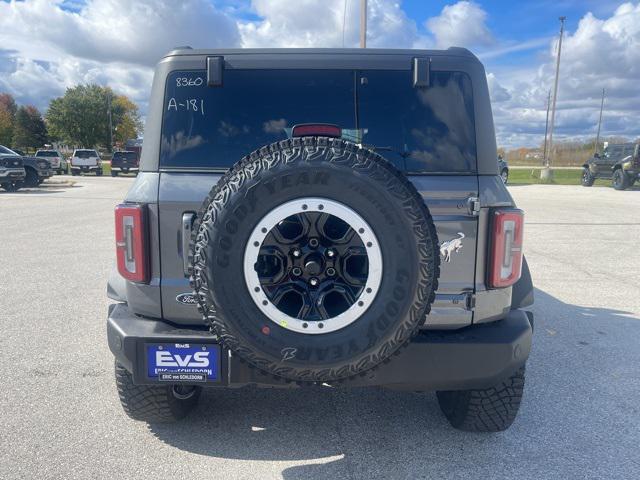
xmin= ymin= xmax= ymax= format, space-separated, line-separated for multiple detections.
xmin=70 ymin=149 xmax=102 ymax=176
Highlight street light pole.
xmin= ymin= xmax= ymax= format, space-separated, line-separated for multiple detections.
xmin=594 ymin=88 xmax=605 ymax=155
xmin=542 ymin=16 xmax=566 ymax=179
xmin=360 ymin=0 xmax=367 ymax=48
xmin=542 ymin=89 xmax=551 ymax=165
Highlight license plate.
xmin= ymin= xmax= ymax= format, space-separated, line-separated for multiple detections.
xmin=146 ymin=343 xmax=221 ymax=383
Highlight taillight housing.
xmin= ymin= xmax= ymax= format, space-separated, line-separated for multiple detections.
xmin=488 ymin=208 xmax=524 ymax=288
xmin=115 ymin=204 xmax=149 ymax=283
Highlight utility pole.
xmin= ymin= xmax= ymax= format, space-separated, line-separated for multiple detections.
xmin=542 ymin=89 xmax=551 ymax=165
xmin=107 ymin=91 xmax=114 ymax=152
xmin=594 ymin=88 xmax=605 ymax=155
xmin=360 ymin=0 xmax=367 ymax=48
xmin=542 ymin=16 xmax=566 ymax=180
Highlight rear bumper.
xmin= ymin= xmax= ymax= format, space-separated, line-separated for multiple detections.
xmin=71 ymin=164 xmax=100 ymax=171
xmin=107 ymin=303 xmax=532 ymax=390
xmin=111 ymin=165 xmax=139 ymax=172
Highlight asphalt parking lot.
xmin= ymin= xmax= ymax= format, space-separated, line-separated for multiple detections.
xmin=1 ymin=177 xmax=639 ymax=479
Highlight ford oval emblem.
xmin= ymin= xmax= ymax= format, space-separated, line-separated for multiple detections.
xmin=176 ymin=293 xmax=197 ymax=305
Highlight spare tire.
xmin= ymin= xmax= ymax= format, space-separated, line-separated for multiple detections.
xmin=190 ymin=137 xmax=440 ymax=382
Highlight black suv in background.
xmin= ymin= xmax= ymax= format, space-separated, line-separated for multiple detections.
xmin=582 ymin=142 xmax=639 ymax=190
xmin=110 ymin=151 xmax=140 ymax=176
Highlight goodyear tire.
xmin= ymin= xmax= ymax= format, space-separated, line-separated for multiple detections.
xmin=190 ymin=137 xmax=440 ymax=383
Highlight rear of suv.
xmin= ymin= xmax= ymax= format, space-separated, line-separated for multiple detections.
xmin=70 ymin=149 xmax=102 ymax=176
xmin=107 ymin=48 xmax=534 ymax=432
xmin=110 ymin=150 xmax=139 ymax=176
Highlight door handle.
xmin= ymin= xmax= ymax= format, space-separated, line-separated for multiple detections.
xmin=181 ymin=212 xmax=196 ymax=277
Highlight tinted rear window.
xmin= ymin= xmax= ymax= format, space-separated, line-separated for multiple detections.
xmin=160 ymin=69 xmax=476 ymax=173
xmin=75 ymin=150 xmax=98 ymax=158
xmin=113 ymin=152 xmax=137 ymax=160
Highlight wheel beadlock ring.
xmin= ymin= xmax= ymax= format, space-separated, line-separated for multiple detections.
xmin=244 ymin=197 xmax=382 ymax=334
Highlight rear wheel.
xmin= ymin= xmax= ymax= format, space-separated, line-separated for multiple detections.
xmin=114 ymin=362 xmax=201 ymax=423
xmin=581 ymin=168 xmax=595 ymax=186
xmin=111 ymin=171 xmax=118 ymax=177
xmin=437 ymin=366 xmax=526 ymax=432
xmin=612 ymin=169 xmax=629 ymax=190
xmin=96 ymin=169 xmax=103 ymax=176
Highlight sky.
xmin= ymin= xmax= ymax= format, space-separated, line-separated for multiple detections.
xmin=0 ymin=0 xmax=638 ymax=148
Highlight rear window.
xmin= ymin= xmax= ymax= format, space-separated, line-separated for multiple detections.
xmin=75 ymin=150 xmax=98 ymax=158
xmin=160 ymin=69 xmax=476 ymax=173
xmin=113 ymin=152 xmax=138 ymax=160
xmin=36 ymin=151 xmax=58 ymax=157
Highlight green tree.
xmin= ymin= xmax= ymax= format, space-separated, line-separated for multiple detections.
xmin=12 ymin=105 xmax=47 ymax=151
xmin=46 ymin=84 xmax=141 ymax=150
xmin=0 ymin=93 xmax=18 ymax=146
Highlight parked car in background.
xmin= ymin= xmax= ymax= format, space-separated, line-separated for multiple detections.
xmin=70 ymin=149 xmax=102 ymax=176
xmin=110 ymin=150 xmax=139 ymax=176
xmin=582 ymin=142 xmax=637 ymax=187
xmin=611 ymin=144 xmax=640 ymax=190
xmin=0 ymin=146 xmax=26 ymax=192
xmin=498 ymin=155 xmax=509 ymax=184
xmin=0 ymin=145 xmax=52 ymax=188
xmin=35 ymin=149 xmax=68 ymax=175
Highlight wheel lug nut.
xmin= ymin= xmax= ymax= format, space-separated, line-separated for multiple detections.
xmin=326 ymin=267 xmax=336 ymax=276
xmin=326 ymin=249 xmax=335 ymax=258
xmin=292 ymin=267 xmax=302 ymax=276
xmin=309 ymin=277 xmax=319 ymax=286
xmin=309 ymin=238 xmax=319 ymax=248
xmin=292 ymin=249 xmax=301 ymax=257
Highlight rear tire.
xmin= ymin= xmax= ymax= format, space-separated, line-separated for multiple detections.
xmin=114 ymin=362 xmax=201 ymax=423
xmin=436 ymin=366 xmax=525 ymax=432
xmin=96 ymin=169 xmax=103 ymax=177
xmin=581 ymin=168 xmax=595 ymax=186
xmin=111 ymin=171 xmax=118 ymax=177
xmin=612 ymin=169 xmax=629 ymax=190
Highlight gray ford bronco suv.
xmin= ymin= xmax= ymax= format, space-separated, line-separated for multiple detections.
xmin=107 ymin=48 xmax=534 ymax=432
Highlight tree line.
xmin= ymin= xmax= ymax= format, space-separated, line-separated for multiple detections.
xmin=0 ymin=85 xmax=142 ymax=153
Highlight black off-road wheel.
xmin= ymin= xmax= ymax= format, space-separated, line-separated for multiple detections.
xmin=114 ymin=362 xmax=201 ymax=423
xmin=436 ymin=366 xmax=526 ymax=432
xmin=581 ymin=168 xmax=595 ymax=187
xmin=500 ymin=168 xmax=508 ymax=184
xmin=190 ymin=137 xmax=440 ymax=383
xmin=612 ymin=169 xmax=629 ymax=190
xmin=2 ymin=181 xmax=22 ymax=192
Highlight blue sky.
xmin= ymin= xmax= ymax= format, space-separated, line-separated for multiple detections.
xmin=1 ymin=0 xmax=638 ymax=148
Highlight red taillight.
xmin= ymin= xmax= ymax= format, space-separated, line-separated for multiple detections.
xmin=292 ymin=124 xmax=341 ymax=138
xmin=115 ymin=204 xmax=149 ymax=283
xmin=489 ymin=209 xmax=524 ymax=288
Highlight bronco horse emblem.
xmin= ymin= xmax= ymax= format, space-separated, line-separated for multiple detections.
xmin=440 ymin=232 xmax=465 ymax=262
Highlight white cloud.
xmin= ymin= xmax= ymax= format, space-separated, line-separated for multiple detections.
xmin=425 ymin=1 xmax=493 ymax=49
xmin=239 ymin=0 xmax=418 ymax=48
xmin=492 ymin=2 xmax=640 ymax=148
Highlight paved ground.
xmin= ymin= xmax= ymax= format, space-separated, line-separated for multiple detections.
xmin=1 ymin=177 xmax=639 ymax=480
